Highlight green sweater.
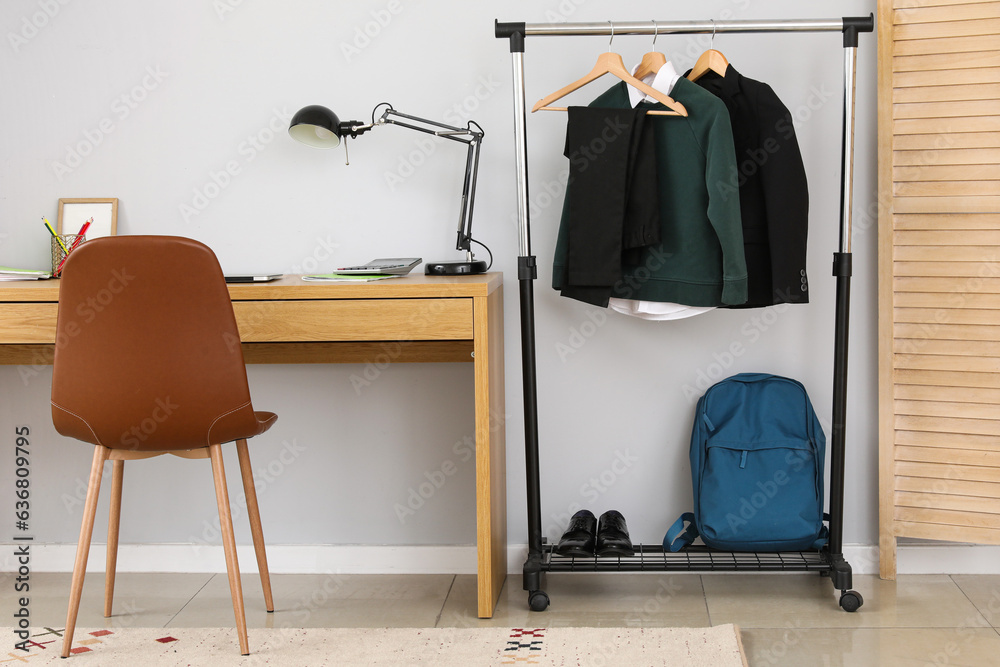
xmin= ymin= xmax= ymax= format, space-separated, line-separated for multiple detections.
xmin=552 ymin=77 xmax=748 ymax=306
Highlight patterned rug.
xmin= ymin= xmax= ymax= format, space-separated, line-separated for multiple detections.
xmin=3 ymin=625 xmax=747 ymax=666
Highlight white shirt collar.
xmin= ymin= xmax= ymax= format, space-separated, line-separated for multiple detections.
xmin=626 ymin=59 xmax=681 ymax=108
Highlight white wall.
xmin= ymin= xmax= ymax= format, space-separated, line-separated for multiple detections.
xmin=0 ymin=0 xmax=881 ymax=566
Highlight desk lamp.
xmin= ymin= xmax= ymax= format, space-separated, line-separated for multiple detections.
xmin=288 ymin=103 xmax=488 ymax=275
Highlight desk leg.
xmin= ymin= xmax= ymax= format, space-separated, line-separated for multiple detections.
xmin=474 ymin=287 xmax=506 ymax=618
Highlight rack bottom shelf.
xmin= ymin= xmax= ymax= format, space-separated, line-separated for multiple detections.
xmin=541 ymin=543 xmax=831 ymax=573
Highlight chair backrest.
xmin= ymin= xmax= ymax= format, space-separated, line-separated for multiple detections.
xmin=51 ymin=236 xmax=259 ymax=451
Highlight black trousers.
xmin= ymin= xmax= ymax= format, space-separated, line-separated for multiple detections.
xmin=559 ymin=106 xmax=660 ymax=307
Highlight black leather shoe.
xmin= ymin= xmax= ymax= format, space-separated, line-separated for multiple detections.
xmin=596 ymin=510 xmax=634 ymax=557
xmin=555 ymin=509 xmax=597 ymax=557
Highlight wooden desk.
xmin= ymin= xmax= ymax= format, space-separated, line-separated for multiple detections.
xmin=0 ymin=273 xmax=506 ymax=618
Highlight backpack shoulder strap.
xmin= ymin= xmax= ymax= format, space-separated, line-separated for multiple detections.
xmin=663 ymin=512 xmax=698 ymax=552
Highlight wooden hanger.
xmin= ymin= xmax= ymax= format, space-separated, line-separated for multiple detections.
xmin=633 ymin=21 xmax=667 ymax=81
xmin=533 ymin=23 xmax=687 ymax=117
xmin=687 ymin=49 xmax=729 ymax=81
xmin=687 ymin=21 xmax=730 ymax=82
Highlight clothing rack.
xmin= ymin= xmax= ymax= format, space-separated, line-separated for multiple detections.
xmin=494 ymin=15 xmax=874 ymax=613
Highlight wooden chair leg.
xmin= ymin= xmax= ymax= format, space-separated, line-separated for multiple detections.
xmin=210 ymin=443 xmax=249 ymax=655
xmin=62 ymin=446 xmax=110 ymax=658
xmin=104 ymin=459 xmax=124 ymax=618
xmin=236 ymin=438 xmax=274 ymax=612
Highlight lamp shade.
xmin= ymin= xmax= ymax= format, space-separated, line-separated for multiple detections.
xmin=288 ymin=105 xmax=342 ymax=148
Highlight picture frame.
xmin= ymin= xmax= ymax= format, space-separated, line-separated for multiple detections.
xmin=57 ymin=198 xmax=118 ymax=239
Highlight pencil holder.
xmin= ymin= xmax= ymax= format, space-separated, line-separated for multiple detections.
xmin=51 ymin=234 xmax=85 ymax=277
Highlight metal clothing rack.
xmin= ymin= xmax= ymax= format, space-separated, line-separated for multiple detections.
xmin=494 ymin=15 xmax=874 ymax=613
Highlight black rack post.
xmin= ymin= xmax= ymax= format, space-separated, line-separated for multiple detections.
xmin=496 ymin=15 xmax=873 ymax=614
xmin=502 ymin=23 xmax=547 ymax=597
xmin=828 ymin=21 xmax=863 ymax=595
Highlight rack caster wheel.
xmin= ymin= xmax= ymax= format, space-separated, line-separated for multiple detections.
xmin=528 ymin=590 xmax=550 ymax=612
xmin=839 ymin=590 xmax=863 ymax=612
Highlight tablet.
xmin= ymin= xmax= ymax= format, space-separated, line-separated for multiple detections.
xmin=224 ymin=274 xmax=283 ymax=283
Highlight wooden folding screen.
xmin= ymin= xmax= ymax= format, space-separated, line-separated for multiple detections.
xmin=878 ymin=0 xmax=1000 ymax=578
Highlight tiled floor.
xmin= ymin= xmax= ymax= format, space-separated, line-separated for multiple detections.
xmin=4 ymin=571 xmax=1000 ymax=665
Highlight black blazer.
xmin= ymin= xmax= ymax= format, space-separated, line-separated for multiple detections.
xmin=688 ymin=65 xmax=810 ymax=307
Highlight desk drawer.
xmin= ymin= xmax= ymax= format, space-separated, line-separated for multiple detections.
xmin=0 ymin=303 xmax=58 ymax=343
xmin=233 ymin=298 xmax=473 ymax=342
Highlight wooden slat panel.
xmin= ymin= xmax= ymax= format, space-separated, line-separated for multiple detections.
xmin=896 ymin=414 xmax=1000 ymax=436
xmin=894 ymin=245 xmax=1000 ymax=261
xmin=893 ymin=213 xmax=1000 ymax=229
xmin=894 ymin=51 xmax=1000 ymax=73
xmin=896 ymin=368 xmax=1000 ymax=389
xmin=897 ymin=491 xmax=1000 ymax=514
xmin=895 ymin=0 xmax=1000 ymax=7
xmin=896 ymin=506 xmax=1000 ymax=529
xmin=895 ymin=399 xmax=1000 ymax=420
xmin=894 ymin=307 xmax=1000 ymax=324
xmin=893 ymin=131 xmax=1000 ymax=148
xmin=895 ymin=276 xmax=1000 ymax=292
xmin=893 ymin=114 xmax=1000 ymax=133
xmin=895 ymin=230 xmax=1000 ymax=245
xmin=895 ymin=164 xmax=1000 ymax=181
xmin=896 ymin=520 xmax=1000 ymax=544
xmin=896 ymin=384 xmax=1000 ymax=403
xmin=895 ymin=181 xmax=1000 ymax=197
xmin=893 ymin=147 xmax=1000 ymax=164
xmin=897 ymin=475 xmax=1000 ymax=499
xmin=894 ymin=34 xmax=1000 ymax=57
xmin=883 ymin=1 xmax=1000 ymax=567
xmin=894 ymin=262 xmax=1000 ymax=277
xmin=896 ymin=429 xmax=1000 ymax=450
xmin=894 ymin=291 xmax=1000 ymax=308
xmin=895 ymin=67 xmax=1000 ymax=88
xmin=897 ymin=460 xmax=1000 ymax=482
xmin=896 ymin=445 xmax=1000 ymax=466
xmin=895 ymin=18 xmax=1000 ymax=40
xmin=895 ymin=338 xmax=1000 ymax=356
xmin=895 ymin=323 xmax=1000 ymax=340
xmin=894 ymin=3 xmax=1000 ymax=24
xmin=895 ymin=353 xmax=1000 ymax=371
xmin=894 ymin=197 xmax=1000 ymax=213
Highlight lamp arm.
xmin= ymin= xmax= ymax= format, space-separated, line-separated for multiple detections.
xmin=377 ymin=108 xmax=484 ymax=145
xmin=374 ymin=107 xmax=484 ymax=254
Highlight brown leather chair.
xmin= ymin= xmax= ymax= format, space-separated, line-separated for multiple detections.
xmin=51 ymin=236 xmax=276 ymax=657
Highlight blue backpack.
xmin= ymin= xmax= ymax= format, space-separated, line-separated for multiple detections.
xmin=665 ymin=373 xmax=828 ymax=553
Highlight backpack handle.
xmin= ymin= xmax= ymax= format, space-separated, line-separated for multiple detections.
xmin=663 ymin=512 xmax=698 ymax=552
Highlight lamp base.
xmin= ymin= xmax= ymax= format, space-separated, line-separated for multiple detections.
xmin=424 ymin=259 xmax=489 ymax=275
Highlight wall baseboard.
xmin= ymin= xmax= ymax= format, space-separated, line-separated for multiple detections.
xmin=3 ymin=543 xmax=999 ymax=576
